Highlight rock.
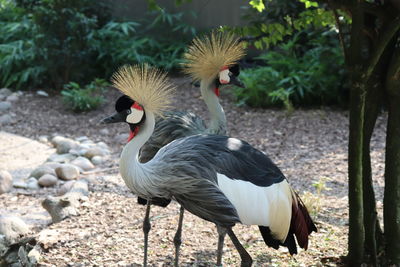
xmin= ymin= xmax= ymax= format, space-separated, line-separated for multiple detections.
xmin=42 ymin=196 xmax=77 ymax=223
xmin=29 ymin=165 xmax=56 ymax=179
xmin=97 ymin=141 xmax=109 ymax=150
xmin=0 ymin=234 xmax=7 ymax=256
xmin=0 ymin=88 xmax=12 ymax=97
xmin=0 ymin=170 xmax=12 ymax=194
xmin=56 ymin=139 xmax=78 ymax=154
xmin=36 ymin=90 xmax=48 ymax=97
xmin=0 ymin=216 xmax=29 ymax=243
xmin=42 ymin=180 xmax=88 ymax=223
xmin=55 ymin=164 xmax=79 ymax=180
xmin=58 ymin=181 xmax=75 ymax=196
xmin=38 ymin=229 xmax=60 ymax=249
xmin=70 ymin=156 xmax=95 ymax=171
xmin=26 ymin=178 xmax=39 ymax=190
xmin=75 ymin=136 xmax=89 ymax=142
xmin=0 ymin=101 xmax=11 ymax=112
xmin=27 ymin=246 xmax=41 ymax=264
xmin=46 ymin=153 xmax=76 ymax=163
xmin=1 ymin=236 xmax=38 ymax=266
xmin=91 ymin=156 xmax=103 ymax=165
xmin=42 ymin=162 xmax=62 ymax=169
xmin=99 ymin=128 xmax=109 ymax=135
xmin=50 ymin=135 xmax=65 ymax=147
xmin=114 ymin=133 xmax=129 ymax=144
xmin=13 ymin=180 xmax=27 ymax=189
xmin=0 ymin=114 xmax=13 ymax=125
xmin=84 ymin=146 xmax=108 ymax=159
xmin=69 ymin=179 xmax=89 ymax=197
xmin=38 ymin=135 xmax=48 ymax=143
xmin=38 ymin=174 xmax=58 ymax=187
xmin=6 ymin=93 xmax=19 ymax=102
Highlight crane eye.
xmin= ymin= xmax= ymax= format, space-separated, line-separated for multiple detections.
xmin=126 ymin=107 xmax=144 ymax=124
xmin=126 ymin=109 xmax=131 ymax=114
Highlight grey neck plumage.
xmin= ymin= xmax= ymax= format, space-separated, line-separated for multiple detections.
xmin=119 ymin=112 xmax=162 ymax=198
xmin=200 ymin=80 xmax=227 ymax=135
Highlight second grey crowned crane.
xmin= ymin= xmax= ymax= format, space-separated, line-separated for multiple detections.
xmin=136 ymin=31 xmax=246 ymax=266
xmin=101 ymin=65 xmax=317 ymax=266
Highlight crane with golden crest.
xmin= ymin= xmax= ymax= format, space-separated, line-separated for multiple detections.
xmin=136 ymin=31 xmax=245 ymax=266
xmin=101 ymin=63 xmax=316 ymax=266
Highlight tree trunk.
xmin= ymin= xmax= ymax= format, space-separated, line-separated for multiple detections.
xmin=384 ymin=51 xmax=400 ymax=263
xmin=348 ymin=73 xmax=366 ymax=265
xmin=383 ymin=93 xmax=400 ymax=265
xmin=362 ymin=79 xmax=384 ymax=265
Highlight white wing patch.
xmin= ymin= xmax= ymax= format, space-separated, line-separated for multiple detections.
xmin=126 ymin=107 xmax=144 ymax=124
xmin=226 ymin=138 xmax=243 ymax=151
xmin=217 ymin=173 xmax=292 ymax=242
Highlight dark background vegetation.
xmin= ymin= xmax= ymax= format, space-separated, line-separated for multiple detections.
xmin=0 ymin=0 xmax=348 ymax=112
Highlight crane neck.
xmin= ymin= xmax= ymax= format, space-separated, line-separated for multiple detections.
xmin=120 ymin=112 xmax=168 ymax=198
xmin=200 ymin=79 xmax=227 ymax=135
xmin=122 ymin=112 xmax=155 ymax=165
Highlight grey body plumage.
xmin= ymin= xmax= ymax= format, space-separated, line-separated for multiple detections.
xmin=102 ymin=64 xmax=316 ymax=266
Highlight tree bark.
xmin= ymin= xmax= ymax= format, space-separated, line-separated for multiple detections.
xmin=348 ymin=73 xmax=366 ymax=265
xmin=383 ymin=93 xmax=400 ymax=265
xmin=383 ymin=46 xmax=400 ymax=265
xmin=347 ymin=3 xmax=366 ymax=264
xmin=362 ymin=78 xmax=384 ymax=265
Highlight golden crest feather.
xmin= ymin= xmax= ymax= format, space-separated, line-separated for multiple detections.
xmin=111 ymin=64 xmax=176 ymax=116
xmin=182 ymin=31 xmax=246 ymax=81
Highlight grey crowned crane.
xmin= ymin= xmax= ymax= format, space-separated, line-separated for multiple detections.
xmin=136 ymin=32 xmax=245 ymax=266
xmin=101 ymin=65 xmax=317 ymax=266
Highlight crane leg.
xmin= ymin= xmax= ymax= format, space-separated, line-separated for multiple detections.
xmin=174 ymin=205 xmax=185 ymax=267
xmin=143 ymin=200 xmax=152 ymax=267
xmin=216 ymin=225 xmax=227 ymax=266
xmin=227 ymin=227 xmax=253 ymax=267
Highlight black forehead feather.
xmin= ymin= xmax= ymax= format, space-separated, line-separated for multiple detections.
xmin=115 ymin=95 xmax=134 ymax=112
xmin=229 ymin=64 xmax=240 ymax=77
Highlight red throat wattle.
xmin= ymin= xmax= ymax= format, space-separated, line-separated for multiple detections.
xmin=127 ymin=126 xmax=140 ymax=142
xmin=214 ymin=87 xmax=220 ymax=97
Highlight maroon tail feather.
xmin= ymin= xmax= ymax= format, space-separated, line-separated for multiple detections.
xmin=290 ymin=192 xmax=317 ymax=250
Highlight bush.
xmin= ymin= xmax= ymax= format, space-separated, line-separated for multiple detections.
xmin=0 ymin=1 xmax=45 ymax=90
xmin=234 ymin=31 xmax=347 ymax=108
xmin=93 ymin=9 xmax=196 ymax=77
xmin=0 ymin=1 xmax=195 ymax=90
xmin=61 ymin=79 xmax=107 ymax=112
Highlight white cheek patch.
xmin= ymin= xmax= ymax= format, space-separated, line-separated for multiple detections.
xmin=219 ymin=69 xmax=230 ymax=84
xmin=126 ymin=108 xmax=144 ymax=124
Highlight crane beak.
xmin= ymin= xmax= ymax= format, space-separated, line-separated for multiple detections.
xmin=99 ymin=112 xmax=125 ymax=124
xmin=230 ymin=75 xmax=245 ymax=88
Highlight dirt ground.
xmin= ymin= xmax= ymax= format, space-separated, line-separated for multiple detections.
xmin=0 ymin=77 xmax=388 ymax=266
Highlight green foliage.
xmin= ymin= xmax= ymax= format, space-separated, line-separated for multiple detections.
xmin=93 ymin=8 xmax=195 ymax=77
xmin=231 ymin=0 xmax=336 ymax=49
xmin=61 ymin=79 xmax=107 ymax=112
xmin=0 ymin=0 xmax=195 ymax=90
xmin=0 ymin=1 xmax=45 ymax=90
xmin=234 ymin=31 xmax=347 ymax=108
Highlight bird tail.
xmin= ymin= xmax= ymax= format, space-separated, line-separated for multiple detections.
xmin=259 ymin=190 xmax=317 ymax=255
xmin=287 ymin=190 xmax=317 ymax=253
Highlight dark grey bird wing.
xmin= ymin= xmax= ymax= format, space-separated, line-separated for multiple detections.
xmin=164 ymin=134 xmax=286 ymax=186
xmin=152 ymin=134 xmax=286 ymax=226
